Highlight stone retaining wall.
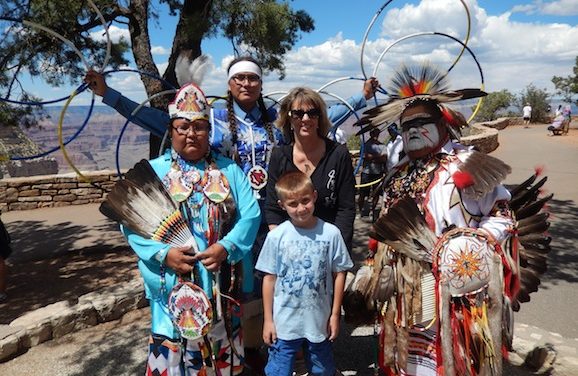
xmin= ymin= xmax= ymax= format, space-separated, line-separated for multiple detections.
xmin=460 ymin=124 xmax=500 ymax=153
xmin=1 ymin=121 xmax=501 ymax=213
xmin=0 ymin=170 xmax=119 ymax=213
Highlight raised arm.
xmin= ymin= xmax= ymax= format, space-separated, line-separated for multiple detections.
xmin=84 ymin=69 xmax=169 ymax=137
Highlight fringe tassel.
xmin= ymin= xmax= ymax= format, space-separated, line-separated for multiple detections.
xmin=448 ymin=294 xmax=498 ymax=376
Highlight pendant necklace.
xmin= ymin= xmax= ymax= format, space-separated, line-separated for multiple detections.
xmin=241 ymin=117 xmax=270 ymax=198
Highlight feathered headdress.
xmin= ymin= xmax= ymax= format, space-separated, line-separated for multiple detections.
xmin=99 ymin=159 xmax=198 ymax=252
xmin=168 ymin=53 xmax=211 ymax=122
xmin=356 ymin=63 xmax=486 ymax=136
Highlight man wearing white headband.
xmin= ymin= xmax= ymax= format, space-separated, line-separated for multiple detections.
xmin=227 ymin=60 xmax=262 ymax=80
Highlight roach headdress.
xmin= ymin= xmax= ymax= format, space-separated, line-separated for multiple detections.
xmin=356 ymin=63 xmax=487 ymax=136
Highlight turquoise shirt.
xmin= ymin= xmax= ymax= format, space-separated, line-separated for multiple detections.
xmin=122 ymin=151 xmax=261 ymax=338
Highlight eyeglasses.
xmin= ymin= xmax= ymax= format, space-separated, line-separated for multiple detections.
xmin=289 ymin=109 xmax=321 ymax=120
xmin=230 ymin=74 xmax=261 ymax=86
xmin=173 ymin=123 xmax=210 ymax=136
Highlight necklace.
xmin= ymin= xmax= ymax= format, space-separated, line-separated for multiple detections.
xmin=293 ymin=139 xmax=324 ymax=175
xmin=239 ymin=116 xmax=270 ymax=196
xmin=165 ymin=151 xmax=231 ymax=205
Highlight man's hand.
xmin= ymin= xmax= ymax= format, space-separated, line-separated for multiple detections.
xmin=193 ymin=243 xmax=227 ymax=272
xmin=84 ymin=69 xmax=108 ymax=97
xmin=164 ymin=246 xmax=195 ymax=275
xmin=363 ymin=77 xmax=380 ymax=100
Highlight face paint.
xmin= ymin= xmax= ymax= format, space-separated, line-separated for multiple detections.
xmin=400 ymin=108 xmax=442 ymax=159
xmin=402 ymin=121 xmax=440 ymax=154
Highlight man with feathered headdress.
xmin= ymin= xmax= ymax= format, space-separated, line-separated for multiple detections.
xmin=345 ymin=63 xmax=552 ymax=375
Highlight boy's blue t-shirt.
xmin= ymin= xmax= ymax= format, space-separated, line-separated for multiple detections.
xmin=255 ymin=219 xmax=353 ymax=343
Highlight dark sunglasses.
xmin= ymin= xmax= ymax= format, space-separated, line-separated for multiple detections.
xmin=289 ymin=108 xmax=321 ymax=120
xmin=400 ymin=117 xmax=440 ymax=130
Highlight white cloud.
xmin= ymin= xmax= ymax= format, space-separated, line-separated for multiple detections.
xmin=236 ymin=0 xmax=578 ymax=101
xmin=73 ymin=0 xmax=578 ymax=105
xmin=151 ymin=46 xmax=170 ymax=55
xmin=276 ymin=0 xmax=578 ymax=95
xmin=512 ymin=0 xmax=578 ymax=16
xmin=511 ymin=4 xmax=537 ymax=14
xmin=541 ymin=0 xmax=578 ymax=15
xmin=89 ymin=25 xmax=129 ymax=44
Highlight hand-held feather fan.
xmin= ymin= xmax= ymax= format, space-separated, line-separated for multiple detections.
xmin=99 ymin=159 xmax=199 ymax=252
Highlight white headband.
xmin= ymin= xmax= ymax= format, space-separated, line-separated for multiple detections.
xmin=228 ymin=61 xmax=262 ymax=80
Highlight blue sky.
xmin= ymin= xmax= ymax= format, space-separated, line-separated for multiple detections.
xmin=8 ymin=0 xmax=578 ymax=106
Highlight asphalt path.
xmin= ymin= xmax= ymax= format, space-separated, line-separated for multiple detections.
xmin=0 ymin=123 xmax=576 ymax=375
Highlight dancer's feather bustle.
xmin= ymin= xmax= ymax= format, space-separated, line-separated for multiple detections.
xmin=456 ymin=151 xmax=512 ymax=199
xmin=509 ymin=173 xmax=553 ymax=312
xmin=517 ymin=214 xmax=550 ymax=237
xmin=99 ymin=159 xmax=197 ymax=250
xmin=343 ymin=265 xmax=377 ymax=325
xmin=510 ymin=176 xmax=548 ymax=211
xmin=516 ymin=194 xmax=553 ymax=219
xmin=508 ymin=173 xmax=537 ymax=198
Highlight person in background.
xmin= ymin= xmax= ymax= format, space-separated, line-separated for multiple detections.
xmin=265 ymin=87 xmax=356 ymax=254
xmin=0 ymin=215 xmax=12 ymax=303
xmin=548 ymin=113 xmax=566 ymax=135
xmin=357 ymin=127 xmax=387 ymax=218
xmin=120 ymin=82 xmax=260 ymax=375
xmin=562 ymin=104 xmax=572 ymax=135
xmin=523 ymin=102 xmax=532 ymax=128
xmin=256 ymin=170 xmax=353 ymax=375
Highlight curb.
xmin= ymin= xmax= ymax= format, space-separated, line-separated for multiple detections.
xmin=0 ymin=279 xmax=147 ymax=362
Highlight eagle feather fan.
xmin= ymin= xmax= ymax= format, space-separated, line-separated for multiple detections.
xmin=99 ymin=159 xmax=198 ymax=252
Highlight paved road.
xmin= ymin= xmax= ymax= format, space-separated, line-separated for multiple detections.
xmin=1 ymin=123 xmax=577 ymax=375
xmin=490 ymin=125 xmax=578 ymax=340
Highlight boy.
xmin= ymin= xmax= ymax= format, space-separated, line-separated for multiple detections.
xmin=256 ymin=171 xmax=353 ymax=375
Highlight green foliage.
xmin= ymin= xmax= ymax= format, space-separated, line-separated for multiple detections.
xmin=212 ymin=0 xmax=314 ymax=78
xmin=0 ymin=99 xmax=48 ymax=128
xmin=552 ymin=56 xmax=578 ymax=104
xmin=346 ymin=133 xmax=361 ymax=151
xmin=471 ymin=90 xmax=514 ymax=122
xmin=1 ymin=0 xmax=129 ymax=127
xmin=1 ymin=0 xmax=129 ymax=92
xmin=517 ymin=84 xmax=551 ymax=123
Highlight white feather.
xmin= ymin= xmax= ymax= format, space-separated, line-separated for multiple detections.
xmin=176 ymin=53 xmax=209 ymax=87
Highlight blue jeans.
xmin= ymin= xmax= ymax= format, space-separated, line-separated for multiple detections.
xmin=265 ymin=338 xmax=335 ymax=376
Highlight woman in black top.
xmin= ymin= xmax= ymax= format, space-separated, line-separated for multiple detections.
xmin=264 ymin=87 xmax=356 ymax=253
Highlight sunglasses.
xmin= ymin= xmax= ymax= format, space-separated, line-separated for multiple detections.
xmin=400 ymin=117 xmax=440 ymax=130
xmin=289 ymin=108 xmax=321 ymax=120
